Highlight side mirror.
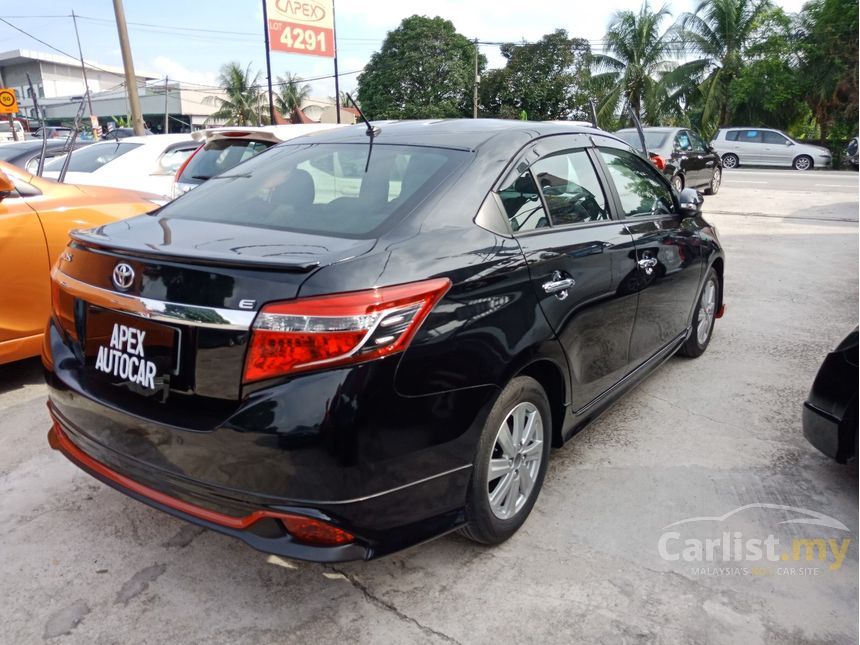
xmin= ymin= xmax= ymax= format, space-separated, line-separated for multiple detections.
xmin=786 ymin=140 xmax=794 ymax=146
xmin=678 ymin=187 xmax=703 ymax=215
xmin=0 ymin=169 xmax=14 ymax=201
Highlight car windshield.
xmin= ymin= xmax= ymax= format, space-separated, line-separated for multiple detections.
xmin=614 ymin=131 xmax=670 ymax=150
xmin=162 ymin=143 xmax=470 ymax=238
xmin=0 ymin=143 xmax=38 ymax=161
xmin=178 ymin=138 xmax=276 ymax=185
xmin=43 ymin=142 xmax=141 ymax=173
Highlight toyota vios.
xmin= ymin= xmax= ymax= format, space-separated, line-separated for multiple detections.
xmin=44 ymin=120 xmax=725 ymax=562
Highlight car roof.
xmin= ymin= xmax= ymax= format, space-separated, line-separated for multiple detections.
xmin=285 ymin=119 xmax=622 ymax=150
xmin=616 ymin=126 xmax=680 ymax=134
xmin=191 ymin=123 xmax=345 ymax=144
xmin=99 ymin=133 xmax=196 ymax=146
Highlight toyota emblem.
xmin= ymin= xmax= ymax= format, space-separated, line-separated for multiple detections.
xmin=112 ymin=263 xmax=135 ymax=291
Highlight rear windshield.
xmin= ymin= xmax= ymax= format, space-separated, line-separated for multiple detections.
xmin=44 ymin=142 xmax=141 ymax=173
xmin=161 ymin=143 xmax=470 ymax=238
xmin=178 ymin=138 xmax=275 ymax=185
xmin=614 ymin=130 xmax=669 ymax=150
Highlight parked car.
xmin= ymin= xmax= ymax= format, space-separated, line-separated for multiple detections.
xmin=0 ymin=161 xmax=162 ymax=365
xmin=31 ymin=126 xmax=73 ymax=140
xmin=44 ymin=120 xmax=725 ymax=562
xmin=615 ymin=126 xmax=722 ymax=194
xmin=173 ymin=123 xmax=345 ymax=198
xmin=803 ymin=328 xmax=858 ymax=463
xmin=711 ymin=127 xmax=832 ymax=170
xmin=0 ymin=140 xmax=90 ymax=173
xmin=42 ymin=134 xmax=198 ymax=197
xmin=845 ymin=137 xmax=858 ymax=170
xmin=102 ymin=126 xmax=154 ymax=140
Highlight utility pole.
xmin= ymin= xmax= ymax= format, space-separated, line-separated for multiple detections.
xmin=111 ymin=0 xmax=145 ymax=135
xmin=163 ymin=76 xmax=168 ymax=134
xmin=332 ymin=0 xmax=341 ymax=124
xmin=71 ymin=11 xmax=94 ymax=117
xmin=260 ymin=0 xmax=276 ymax=124
xmin=473 ymin=38 xmax=479 ymax=119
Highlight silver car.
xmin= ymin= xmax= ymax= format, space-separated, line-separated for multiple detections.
xmin=711 ymin=127 xmax=832 ymax=170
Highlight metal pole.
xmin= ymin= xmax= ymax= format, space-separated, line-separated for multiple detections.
xmin=163 ymin=76 xmax=168 ymax=134
xmin=332 ymin=0 xmax=341 ymax=123
xmin=26 ymin=73 xmax=48 ymax=175
xmin=473 ymin=38 xmax=478 ymax=119
xmin=261 ymin=0 xmax=276 ymax=124
xmin=71 ymin=11 xmax=95 ymax=119
xmin=111 ymin=0 xmax=145 ymax=136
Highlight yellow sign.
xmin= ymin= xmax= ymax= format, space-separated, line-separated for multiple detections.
xmin=0 ymin=88 xmax=18 ymax=114
xmin=266 ymin=0 xmax=335 ymax=58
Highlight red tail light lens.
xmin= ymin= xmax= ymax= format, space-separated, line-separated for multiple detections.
xmin=281 ymin=516 xmax=355 ymax=546
xmin=243 ymin=277 xmax=452 ymax=383
xmin=649 ymin=153 xmax=666 ymax=171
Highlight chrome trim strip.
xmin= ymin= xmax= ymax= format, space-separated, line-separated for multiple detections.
xmin=53 ymin=267 xmax=256 ymax=331
xmin=287 ymin=464 xmax=473 ymax=505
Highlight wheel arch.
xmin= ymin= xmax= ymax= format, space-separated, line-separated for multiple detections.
xmin=709 ymin=256 xmax=725 ymax=311
xmin=516 ymin=358 xmax=568 ymax=448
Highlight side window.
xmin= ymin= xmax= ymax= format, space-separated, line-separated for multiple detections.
xmin=740 ymin=130 xmax=762 ymax=143
xmin=498 ymin=168 xmax=549 ymax=232
xmin=762 ymin=131 xmax=788 ymax=145
xmin=675 ymin=131 xmax=692 ymax=151
xmin=599 ymin=148 xmax=675 ymax=218
xmin=530 ymin=149 xmax=609 ymax=225
xmin=688 ymin=131 xmax=707 ymax=152
xmin=725 ymin=130 xmax=739 ymax=142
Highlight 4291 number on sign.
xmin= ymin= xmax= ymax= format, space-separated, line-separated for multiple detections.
xmin=281 ymin=26 xmax=326 ymax=52
xmin=269 ymin=21 xmax=334 ymax=57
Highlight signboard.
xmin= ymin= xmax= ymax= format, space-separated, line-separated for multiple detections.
xmin=0 ymin=88 xmax=18 ymax=114
xmin=266 ymin=0 xmax=335 ymax=58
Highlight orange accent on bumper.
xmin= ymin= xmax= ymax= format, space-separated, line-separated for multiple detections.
xmin=47 ymin=421 xmax=352 ymax=542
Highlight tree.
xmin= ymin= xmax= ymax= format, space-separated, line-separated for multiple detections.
xmin=274 ymin=73 xmax=311 ymax=122
xmin=679 ymin=0 xmax=772 ymax=132
xmin=205 ymin=62 xmax=265 ymax=126
xmin=593 ymin=3 xmax=679 ymax=124
xmin=481 ymin=30 xmax=592 ymax=121
xmin=796 ymin=0 xmax=859 ymax=141
xmin=356 ymin=16 xmax=483 ymax=119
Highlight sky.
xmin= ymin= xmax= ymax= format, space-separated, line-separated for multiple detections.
xmin=1 ymin=0 xmax=808 ymax=98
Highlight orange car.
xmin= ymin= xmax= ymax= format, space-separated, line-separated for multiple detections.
xmin=0 ymin=160 xmax=162 ymax=365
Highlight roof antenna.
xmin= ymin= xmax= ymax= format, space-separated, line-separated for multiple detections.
xmin=346 ymin=93 xmax=380 ymax=173
xmin=588 ymin=100 xmax=599 ymax=129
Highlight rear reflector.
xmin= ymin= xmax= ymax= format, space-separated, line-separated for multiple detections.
xmin=244 ymin=278 xmax=451 ymax=383
xmin=649 ymin=152 xmax=667 ymax=171
xmin=280 ymin=516 xmax=355 ymax=546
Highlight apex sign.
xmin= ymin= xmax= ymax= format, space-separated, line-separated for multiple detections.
xmin=267 ymin=0 xmax=335 ymax=58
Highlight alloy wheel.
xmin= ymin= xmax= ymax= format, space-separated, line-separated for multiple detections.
xmin=672 ymin=175 xmax=684 ymax=192
xmin=711 ymin=168 xmax=721 ymax=193
xmin=487 ymin=402 xmax=544 ymax=520
xmin=722 ymin=154 xmax=738 ymax=169
xmin=697 ymin=278 xmax=717 ymax=345
xmin=794 ymin=156 xmax=812 ymax=170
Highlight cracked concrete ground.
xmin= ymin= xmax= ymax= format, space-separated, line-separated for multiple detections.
xmin=1 ymin=168 xmax=857 ymax=644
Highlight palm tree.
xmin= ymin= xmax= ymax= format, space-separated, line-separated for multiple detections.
xmin=274 ymin=73 xmax=311 ymax=122
xmin=205 ymin=62 xmax=264 ymax=126
xmin=593 ymin=3 xmax=679 ymax=124
xmin=679 ymin=0 xmax=772 ymax=131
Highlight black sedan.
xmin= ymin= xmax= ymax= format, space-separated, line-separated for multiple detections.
xmin=44 ymin=120 xmax=725 ymax=562
xmin=0 ymin=140 xmax=89 ymax=173
xmin=615 ymin=127 xmax=722 ymax=195
xmin=803 ymin=328 xmax=858 ymax=463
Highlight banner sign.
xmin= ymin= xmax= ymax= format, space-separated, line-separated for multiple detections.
xmin=266 ymin=0 xmax=335 ymax=58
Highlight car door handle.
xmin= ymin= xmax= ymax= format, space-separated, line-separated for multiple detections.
xmin=542 ymin=272 xmax=575 ymax=299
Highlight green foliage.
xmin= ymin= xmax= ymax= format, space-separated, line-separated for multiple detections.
xmin=480 ymin=30 xmax=592 ymax=121
xmin=274 ymin=73 xmax=311 ymax=122
xmin=356 ymin=16 xmax=483 ymax=119
xmin=205 ymin=62 xmax=265 ymax=126
xmin=593 ymin=3 xmax=679 ymax=125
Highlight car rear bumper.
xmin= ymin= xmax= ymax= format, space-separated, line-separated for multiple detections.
xmin=802 ymin=401 xmax=843 ymax=461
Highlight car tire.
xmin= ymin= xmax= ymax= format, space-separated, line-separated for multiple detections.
xmin=721 ymin=153 xmax=739 ymax=169
xmin=793 ymin=155 xmax=813 ymax=171
xmin=461 ymin=375 xmax=552 ymax=545
xmin=704 ymin=167 xmax=721 ymax=195
xmin=671 ymin=174 xmax=684 ymax=192
xmin=678 ymin=268 xmax=719 ymax=358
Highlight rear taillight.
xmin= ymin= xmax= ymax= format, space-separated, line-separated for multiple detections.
xmin=649 ymin=152 xmax=667 ymax=170
xmin=243 ymin=278 xmax=451 ymax=383
xmin=174 ymin=143 xmax=202 ymax=184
